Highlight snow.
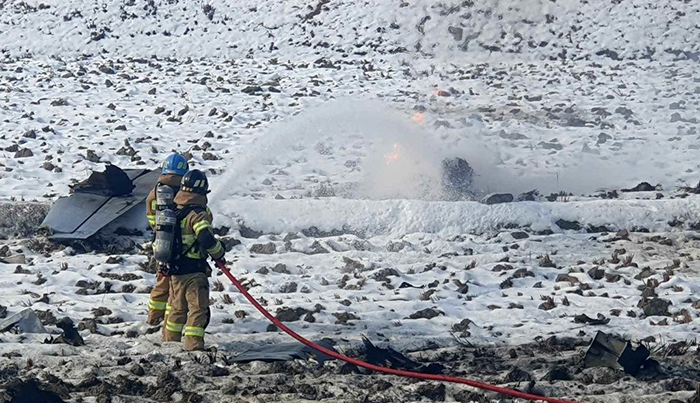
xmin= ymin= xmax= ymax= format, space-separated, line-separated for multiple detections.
xmin=220 ymin=197 xmax=700 ymax=237
xmin=0 ymin=0 xmax=700 ymax=401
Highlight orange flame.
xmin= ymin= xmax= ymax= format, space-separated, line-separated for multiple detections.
xmin=412 ymin=112 xmax=425 ymax=124
xmin=384 ymin=143 xmax=400 ymax=165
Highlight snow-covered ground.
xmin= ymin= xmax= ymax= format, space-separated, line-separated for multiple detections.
xmin=1 ymin=0 xmax=700 ymax=402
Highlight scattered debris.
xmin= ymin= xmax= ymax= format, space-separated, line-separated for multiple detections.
xmin=583 ymin=331 xmax=650 ymax=375
xmin=0 ymin=309 xmax=47 ymax=333
xmin=0 ymin=378 xmax=67 ymax=403
xmin=45 ymin=318 xmax=84 ymax=346
xmin=481 ymin=193 xmax=514 ymax=205
xmin=621 ymin=182 xmax=658 ymax=192
xmin=574 ymin=313 xmax=610 ymax=325
xmin=361 ymin=336 xmax=444 ymax=374
xmin=230 ymin=340 xmax=337 ymax=365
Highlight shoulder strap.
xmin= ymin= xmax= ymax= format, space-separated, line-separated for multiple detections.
xmin=175 ymin=205 xmax=207 ymax=258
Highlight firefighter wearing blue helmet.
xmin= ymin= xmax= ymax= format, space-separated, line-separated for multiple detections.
xmin=146 ymin=153 xmax=189 ymax=325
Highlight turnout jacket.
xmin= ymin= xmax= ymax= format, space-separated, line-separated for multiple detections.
xmin=172 ymin=191 xmax=225 ymax=274
xmin=146 ymin=173 xmax=183 ymax=229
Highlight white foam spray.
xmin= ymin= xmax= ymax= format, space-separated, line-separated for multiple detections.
xmin=210 ymin=98 xmax=668 ymax=202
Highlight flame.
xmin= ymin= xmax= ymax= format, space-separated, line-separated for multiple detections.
xmin=412 ymin=112 xmax=425 ymax=124
xmin=384 ymin=143 xmax=400 ymax=165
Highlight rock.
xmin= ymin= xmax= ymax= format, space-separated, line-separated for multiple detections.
xmin=555 ymin=219 xmax=581 ymax=231
xmin=504 ymin=367 xmax=533 ymax=382
xmin=513 ymin=269 xmax=535 ymax=278
xmin=492 ymin=264 xmax=513 ymax=272
xmin=597 ymin=133 xmax=612 ymax=145
xmin=77 ymin=318 xmax=99 ymax=334
xmin=556 ymin=274 xmax=579 ymax=284
xmin=543 ymin=366 xmax=572 ymax=382
xmin=50 ymin=99 xmax=68 ymax=106
xmin=116 ymin=357 xmax=131 ymax=366
xmin=333 ymin=312 xmax=360 ymax=324
xmin=517 ymin=190 xmax=539 ymax=201
xmin=511 ymin=231 xmax=529 ymax=239
xmin=407 ymin=308 xmax=443 ymax=320
xmin=307 ymin=241 xmax=329 ymax=255
xmin=664 ymin=378 xmax=695 ymax=392
xmin=416 ymin=384 xmax=446 ymax=401
xmin=540 ymin=141 xmax=564 ymax=150
xmin=91 ymin=307 xmax=112 ymax=317
xmin=539 ymin=297 xmax=556 ymax=311
xmin=202 ymin=152 xmax=219 ymax=161
xmin=177 ymin=106 xmax=189 ymax=116
xmin=275 ymin=307 xmax=310 ymax=322
xmin=1 ymin=378 xmax=67 ymax=403
xmin=386 ymin=240 xmax=409 ymax=252
xmin=279 ymin=282 xmax=297 ymax=293
xmin=481 ymin=193 xmax=514 ymax=205
xmin=99 ymin=65 xmax=115 ymax=74
xmin=250 ymin=243 xmax=276 ymax=254
xmin=241 ymin=85 xmax=264 ymax=95
xmin=85 ymin=150 xmax=100 ymax=162
xmin=499 ymin=278 xmax=514 ymax=289
xmin=621 ymin=182 xmax=657 ymax=192
xmin=211 ymin=366 xmax=229 ymax=377
xmin=14 ymin=148 xmax=33 ymax=158
xmin=23 ymin=130 xmax=36 ymax=139
xmin=580 ymin=367 xmax=623 ymax=385
xmin=451 ymin=319 xmax=473 ymax=333
xmin=114 ymin=125 xmax=127 ymax=131
xmin=372 ymin=268 xmax=400 ymax=282
xmin=588 ymin=267 xmax=605 ymax=280
xmin=130 ymin=364 xmax=145 ymax=376
xmin=448 ymin=26 xmax=463 ymax=41
xmin=270 ymin=264 xmax=290 ymax=274
xmin=640 ymin=298 xmax=671 ymax=317
xmin=539 ymin=254 xmax=556 ymax=268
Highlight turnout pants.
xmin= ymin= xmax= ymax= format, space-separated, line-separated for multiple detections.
xmin=147 ymin=271 xmax=171 ymax=325
xmin=162 ymin=272 xmax=209 ymax=351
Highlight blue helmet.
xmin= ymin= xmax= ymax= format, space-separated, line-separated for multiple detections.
xmin=161 ymin=153 xmax=189 ymax=176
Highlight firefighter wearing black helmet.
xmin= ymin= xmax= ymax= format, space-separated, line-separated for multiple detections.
xmin=162 ymin=169 xmax=225 ymax=351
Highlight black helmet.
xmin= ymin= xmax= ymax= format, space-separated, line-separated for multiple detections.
xmin=181 ymin=169 xmax=209 ymax=195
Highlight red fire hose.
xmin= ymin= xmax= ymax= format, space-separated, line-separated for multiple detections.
xmin=217 ymin=261 xmax=580 ymax=403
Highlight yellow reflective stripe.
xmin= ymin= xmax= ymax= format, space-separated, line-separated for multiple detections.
xmin=165 ymin=305 xmax=172 ymax=315
xmin=184 ymin=326 xmax=205 ymax=338
xmin=207 ymin=242 xmax=223 ymax=256
xmin=165 ymin=321 xmax=184 ymax=333
xmin=148 ymin=300 xmax=167 ymax=311
xmin=186 ymin=251 xmax=205 ymax=259
xmin=193 ymin=220 xmax=211 ymax=235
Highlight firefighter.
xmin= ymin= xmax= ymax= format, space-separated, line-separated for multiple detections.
xmin=162 ymin=169 xmax=225 ymax=351
xmin=146 ymin=153 xmax=189 ymax=325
